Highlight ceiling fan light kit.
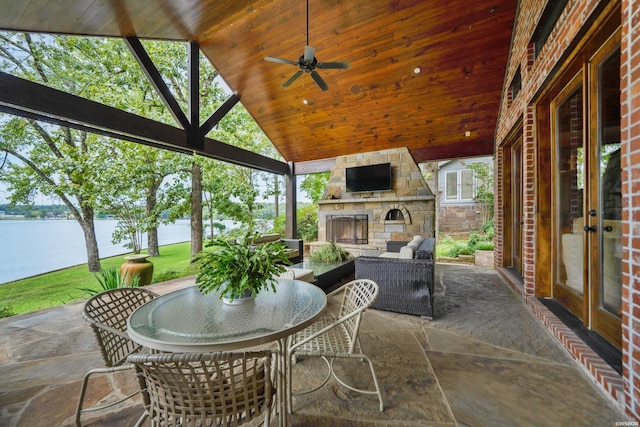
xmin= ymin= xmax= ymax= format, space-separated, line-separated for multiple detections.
xmin=265 ymin=0 xmax=350 ymax=91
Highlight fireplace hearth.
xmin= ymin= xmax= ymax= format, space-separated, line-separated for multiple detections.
xmin=327 ymin=214 xmax=368 ymax=244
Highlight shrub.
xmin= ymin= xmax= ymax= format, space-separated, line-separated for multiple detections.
xmin=444 ymin=241 xmax=475 ymax=257
xmin=79 ymin=267 xmax=141 ymax=296
xmin=0 ymin=301 xmax=15 ymax=318
xmin=473 ymin=241 xmax=494 ymax=251
xmin=309 ymin=241 xmax=351 ymax=263
xmin=482 ymin=218 xmax=494 ymax=233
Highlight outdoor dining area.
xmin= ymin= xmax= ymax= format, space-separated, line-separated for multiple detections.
xmin=0 ymin=263 xmax=629 ymax=426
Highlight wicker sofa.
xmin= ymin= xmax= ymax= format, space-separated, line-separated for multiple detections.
xmin=355 ymin=237 xmax=435 ymax=319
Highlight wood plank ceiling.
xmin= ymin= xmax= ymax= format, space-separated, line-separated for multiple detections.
xmin=0 ymin=0 xmax=516 ymax=165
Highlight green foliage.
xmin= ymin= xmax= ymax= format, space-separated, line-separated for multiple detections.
xmin=474 ymin=241 xmax=495 ymax=251
xmin=152 ymin=266 xmax=196 ymax=283
xmin=0 ymin=300 xmax=15 ymax=318
xmin=309 ymin=241 xmax=351 ymax=263
xmin=194 ymin=233 xmax=291 ymax=301
xmin=0 ymin=204 xmax=71 ymax=218
xmin=96 ymin=142 xmax=192 ymax=254
xmin=300 ymin=173 xmax=330 ymax=202
xmin=482 ymin=218 xmax=495 ymax=238
xmin=79 ymin=267 xmax=140 ymax=296
xmin=467 ymin=161 xmax=494 ymax=223
xmin=272 ymin=203 xmax=319 ymax=242
xmin=443 ymin=241 xmax=476 ymax=257
xmin=439 ymin=220 xmax=494 ymax=258
xmin=296 ymin=204 xmax=319 ymax=242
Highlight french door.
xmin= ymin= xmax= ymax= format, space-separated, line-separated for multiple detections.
xmin=552 ymin=32 xmax=621 ymax=348
xmin=511 ymin=140 xmax=523 ymax=276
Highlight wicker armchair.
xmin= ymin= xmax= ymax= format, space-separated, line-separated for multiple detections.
xmin=286 ymin=279 xmax=384 ymax=413
xmin=75 ymin=287 xmax=158 ymax=426
xmin=127 ymin=351 xmax=274 ymax=427
xmin=355 ymin=238 xmax=435 ymax=318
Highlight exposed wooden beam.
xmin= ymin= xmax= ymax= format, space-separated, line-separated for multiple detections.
xmin=285 ymin=162 xmax=297 ymax=239
xmin=187 ymin=41 xmax=202 ymax=150
xmin=124 ymin=36 xmax=190 ymax=130
xmin=200 ymin=93 xmax=240 ymax=136
xmin=0 ymin=71 xmax=289 ymax=175
xmin=293 ymin=158 xmax=336 ymax=175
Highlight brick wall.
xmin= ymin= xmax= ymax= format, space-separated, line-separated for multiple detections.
xmin=494 ymin=0 xmax=637 ymax=416
xmin=621 ymin=0 xmax=640 ymax=419
xmin=438 ymin=205 xmax=482 ymax=232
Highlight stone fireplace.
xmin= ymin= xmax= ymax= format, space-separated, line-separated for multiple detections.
xmin=316 ymin=148 xmax=435 ymax=257
xmin=326 ymin=214 xmax=369 ymax=244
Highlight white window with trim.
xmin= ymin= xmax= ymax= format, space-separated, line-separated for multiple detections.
xmin=445 ymin=170 xmax=475 ymax=201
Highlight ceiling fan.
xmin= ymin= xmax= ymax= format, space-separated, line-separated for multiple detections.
xmin=264 ymin=0 xmax=350 ymax=91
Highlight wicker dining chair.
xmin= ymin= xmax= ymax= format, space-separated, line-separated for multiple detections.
xmin=75 ymin=287 xmax=158 ymax=427
xmin=127 ymin=351 xmax=274 ymax=427
xmin=286 ymin=278 xmax=384 ymax=413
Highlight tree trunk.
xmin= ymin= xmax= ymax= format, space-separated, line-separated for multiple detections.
xmin=79 ymin=205 xmax=102 ymax=272
xmin=146 ymin=180 xmax=161 ymax=257
xmin=191 ymin=162 xmax=203 ymax=260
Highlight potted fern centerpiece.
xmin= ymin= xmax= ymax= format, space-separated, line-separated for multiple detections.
xmin=194 ymin=233 xmax=292 ymax=304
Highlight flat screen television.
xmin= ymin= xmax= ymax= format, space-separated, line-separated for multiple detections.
xmin=345 ymin=163 xmax=392 ymax=193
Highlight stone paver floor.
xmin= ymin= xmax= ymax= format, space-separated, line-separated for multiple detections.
xmin=0 ymin=263 xmax=631 ymax=426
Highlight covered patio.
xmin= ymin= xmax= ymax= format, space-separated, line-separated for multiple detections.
xmin=0 ymin=264 xmax=628 ymax=426
xmin=2 ymin=0 xmax=640 ymax=423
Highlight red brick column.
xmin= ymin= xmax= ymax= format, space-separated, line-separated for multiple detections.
xmin=493 ymin=154 xmax=504 ymax=268
xmin=523 ymin=105 xmax=536 ymax=296
xmin=621 ymin=0 xmax=640 ymax=419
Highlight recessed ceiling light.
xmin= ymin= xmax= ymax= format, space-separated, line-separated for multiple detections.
xmin=465 ymin=131 xmax=471 ymax=137
xmin=414 ymin=67 xmax=421 ymax=74
xmin=303 ymin=99 xmax=309 ymax=105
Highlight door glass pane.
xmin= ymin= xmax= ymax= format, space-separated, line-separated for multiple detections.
xmin=446 ymin=172 xmax=458 ymax=200
xmin=598 ymin=49 xmax=622 ymax=317
xmin=556 ymin=86 xmax=584 ymax=296
xmin=461 ymin=170 xmax=474 ymax=199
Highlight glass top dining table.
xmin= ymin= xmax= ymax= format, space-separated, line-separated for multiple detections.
xmin=127 ymin=278 xmax=327 ymax=353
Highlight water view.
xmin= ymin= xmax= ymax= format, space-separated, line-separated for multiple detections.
xmin=0 ymin=219 xmax=192 ymax=284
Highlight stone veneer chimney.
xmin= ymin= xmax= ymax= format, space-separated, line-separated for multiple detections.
xmin=317 ymin=147 xmax=435 ymax=256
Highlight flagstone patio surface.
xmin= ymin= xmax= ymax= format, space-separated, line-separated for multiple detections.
xmin=0 ymin=263 xmax=631 ymax=426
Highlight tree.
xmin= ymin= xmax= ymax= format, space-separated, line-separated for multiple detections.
xmin=300 ymin=172 xmax=330 ymax=202
xmin=467 ymin=161 xmax=494 ymax=225
xmin=202 ymin=100 xmax=284 ymax=238
xmin=199 ymin=157 xmax=261 ymax=238
xmin=0 ymin=34 xmax=214 ymax=268
xmin=97 ymin=141 xmax=191 ymax=255
xmin=0 ymin=115 xmax=106 ymax=271
xmin=0 ymin=33 xmax=171 ymax=271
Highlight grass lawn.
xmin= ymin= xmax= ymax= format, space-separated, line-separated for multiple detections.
xmin=0 ymin=242 xmax=195 ymax=316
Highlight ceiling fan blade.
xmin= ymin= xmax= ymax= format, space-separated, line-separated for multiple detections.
xmin=303 ymin=45 xmax=315 ymax=63
xmin=311 ymin=71 xmax=329 ymax=91
xmin=283 ymin=71 xmax=303 ymax=88
xmin=265 ymin=56 xmax=298 ymax=66
xmin=316 ymin=61 xmax=351 ymax=69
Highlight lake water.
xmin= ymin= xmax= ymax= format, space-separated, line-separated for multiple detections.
xmin=0 ymin=219 xmax=193 ymax=284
